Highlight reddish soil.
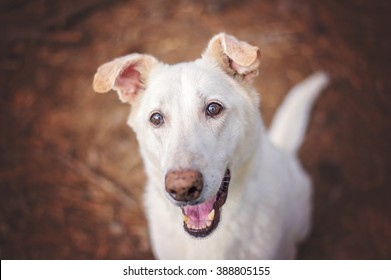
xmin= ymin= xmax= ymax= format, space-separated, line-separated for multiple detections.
xmin=1 ymin=0 xmax=390 ymax=259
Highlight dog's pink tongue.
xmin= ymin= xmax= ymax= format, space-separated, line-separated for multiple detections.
xmin=183 ymin=195 xmax=215 ymax=221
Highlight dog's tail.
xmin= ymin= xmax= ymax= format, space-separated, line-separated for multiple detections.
xmin=268 ymin=71 xmax=329 ymax=154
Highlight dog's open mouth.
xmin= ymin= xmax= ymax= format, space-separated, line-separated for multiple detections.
xmin=181 ymin=169 xmax=231 ymax=238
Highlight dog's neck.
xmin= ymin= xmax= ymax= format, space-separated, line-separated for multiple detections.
xmin=229 ymin=110 xmax=268 ymax=193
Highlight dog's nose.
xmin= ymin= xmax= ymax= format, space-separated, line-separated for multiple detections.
xmin=165 ymin=169 xmax=203 ymax=202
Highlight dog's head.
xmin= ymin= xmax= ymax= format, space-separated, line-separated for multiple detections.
xmin=93 ymin=33 xmax=261 ymax=238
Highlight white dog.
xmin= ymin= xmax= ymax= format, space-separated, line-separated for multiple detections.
xmin=93 ymin=33 xmax=329 ymax=259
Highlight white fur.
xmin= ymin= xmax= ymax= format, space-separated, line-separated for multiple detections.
xmin=269 ymin=72 xmax=330 ymax=153
xmin=94 ymin=34 xmax=329 ymax=259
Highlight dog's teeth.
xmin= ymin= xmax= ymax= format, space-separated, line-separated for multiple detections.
xmin=183 ymin=212 xmax=214 ymax=231
xmin=207 ymin=209 xmax=215 ymax=221
xmin=182 ymin=214 xmax=190 ymax=223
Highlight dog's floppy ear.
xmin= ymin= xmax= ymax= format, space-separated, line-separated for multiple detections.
xmin=93 ymin=54 xmax=159 ymax=104
xmin=202 ymin=33 xmax=260 ymax=83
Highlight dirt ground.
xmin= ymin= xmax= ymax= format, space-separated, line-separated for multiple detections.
xmin=0 ymin=0 xmax=390 ymax=259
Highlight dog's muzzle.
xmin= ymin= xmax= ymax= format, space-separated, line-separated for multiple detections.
xmin=165 ymin=168 xmax=231 ymax=238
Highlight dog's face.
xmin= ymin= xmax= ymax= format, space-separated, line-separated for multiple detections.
xmin=93 ymin=33 xmax=261 ymax=238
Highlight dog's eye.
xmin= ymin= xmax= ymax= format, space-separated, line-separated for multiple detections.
xmin=206 ymin=102 xmax=224 ymax=117
xmin=150 ymin=112 xmax=164 ymax=127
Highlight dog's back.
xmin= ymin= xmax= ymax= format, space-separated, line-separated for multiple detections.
xmin=264 ymin=72 xmax=330 ymax=258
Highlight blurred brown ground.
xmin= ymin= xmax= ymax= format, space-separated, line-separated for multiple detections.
xmin=0 ymin=0 xmax=390 ymax=259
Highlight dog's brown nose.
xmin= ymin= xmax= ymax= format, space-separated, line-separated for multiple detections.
xmin=165 ymin=169 xmax=203 ymax=201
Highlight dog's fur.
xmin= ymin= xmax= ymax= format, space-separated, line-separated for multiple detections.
xmin=93 ymin=33 xmax=329 ymax=259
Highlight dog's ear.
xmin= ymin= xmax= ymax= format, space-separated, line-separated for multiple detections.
xmin=202 ymin=33 xmax=260 ymax=83
xmin=93 ymin=54 xmax=159 ymax=104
